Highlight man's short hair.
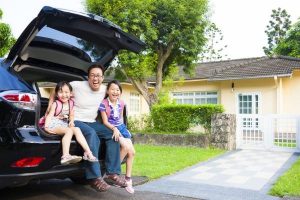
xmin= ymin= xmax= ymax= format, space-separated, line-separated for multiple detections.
xmin=87 ymin=64 xmax=104 ymax=76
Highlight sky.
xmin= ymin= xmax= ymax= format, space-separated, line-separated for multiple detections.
xmin=0 ymin=0 xmax=299 ymax=60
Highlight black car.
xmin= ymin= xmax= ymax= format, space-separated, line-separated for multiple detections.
xmin=0 ymin=6 xmax=144 ymax=189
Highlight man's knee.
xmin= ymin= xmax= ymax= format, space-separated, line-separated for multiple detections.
xmin=83 ymin=129 xmax=100 ymax=147
xmin=84 ymin=129 xmax=97 ymax=137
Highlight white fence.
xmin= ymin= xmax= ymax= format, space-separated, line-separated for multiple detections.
xmin=236 ymin=114 xmax=300 ymax=152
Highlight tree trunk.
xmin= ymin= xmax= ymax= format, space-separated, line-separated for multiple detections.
xmin=129 ymin=43 xmax=174 ymax=110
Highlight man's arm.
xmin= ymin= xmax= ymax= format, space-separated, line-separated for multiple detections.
xmin=46 ymin=89 xmax=55 ymax=115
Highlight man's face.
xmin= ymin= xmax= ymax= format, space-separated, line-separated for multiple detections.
xmin=88 ymin=68 xmax=104 ymax=91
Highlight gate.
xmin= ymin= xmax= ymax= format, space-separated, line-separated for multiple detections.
xmin=236 ymin=114 xmax=300 ymax=152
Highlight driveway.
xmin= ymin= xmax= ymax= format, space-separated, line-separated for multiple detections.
xmin=136 ymin=150 xmax=299 ymax=200
xmin=0 ymin=178 xmax=200 ymax=200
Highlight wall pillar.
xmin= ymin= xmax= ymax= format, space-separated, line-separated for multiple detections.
xmin=211 ymin=113 xmax=236 ymax=150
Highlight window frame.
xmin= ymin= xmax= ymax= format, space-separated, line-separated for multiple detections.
xmin=129 ymin=92 xmax=140 ymax=114
xmin=172 ymin=91 xmax=218 ymax=105
xmin=236 ymin=92 xmax=261 ymax=114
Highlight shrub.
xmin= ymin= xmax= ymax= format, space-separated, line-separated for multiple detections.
xmin=127 ymin=114 xmax=153 ymax=132
xmin=151 ymin=104 xmax=224 ymax=133
xmin=193 ymin=104 xmax=225 ymax=132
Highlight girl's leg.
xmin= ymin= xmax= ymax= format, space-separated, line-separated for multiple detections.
xmin=71 ymin=127 xmax=92 ymax=152
xmin=50 ymin=127 xmax=82 ymax=165
xmin=119 ymin=138 xmax=135 ymax=194
xmin=119 ymin=137 xmax=129 ymax=162
xmin=71 ymin=127 xmax=97 ymax=161
xmin=119 ymin=138 xmax=135 ymax=177
xmin=51 ymin=127 xmax=74 ymax=157
xmin=124 ymin=139 xmax=135 ymax=178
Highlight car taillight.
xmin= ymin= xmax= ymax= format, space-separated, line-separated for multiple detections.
xmin=11 ymin=157 xmax=45 ymax=168
xmin=2 ymin=92 xmax=37 ymax=111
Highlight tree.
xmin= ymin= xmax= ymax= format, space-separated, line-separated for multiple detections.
xmin=274 ymin=20 xmax=300 ymax=58
xmin=199 ymin=22 xmax=228 ymax=62
xmin=86 ymin=0 xmax=209 ymax=108
xmin=263 ymin=8 xmax=291 ymax=56
xmin=0 ymin=8 xmax=15 ymax=57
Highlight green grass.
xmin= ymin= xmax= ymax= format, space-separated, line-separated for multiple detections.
xmin=269 ymin=157 xmax=300 ymax=197
xmin=274 ymin=142 xmax=296 ymax=148
xmin=122 ymin=144 xmax=225 ymax=180
xmin=273 ymin=139 xmax=297 ymax=148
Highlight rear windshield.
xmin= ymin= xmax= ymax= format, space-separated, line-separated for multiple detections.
xmin=36 ymin=26 xmax=111 ymax=62
xmin=0 ymin=67 xmax=33 ymax=92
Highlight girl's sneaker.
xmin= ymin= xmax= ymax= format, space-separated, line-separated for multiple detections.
xmin=61 ymin=155 xmax=82 ymax=165
xmin=83 ymin=151 xmax=98 ymax=162
xmin=125 ymin=179 xmax=134 ymax=194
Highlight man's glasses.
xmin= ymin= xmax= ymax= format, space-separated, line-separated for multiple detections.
xmin=89 ymin=74 xmax=103 ymax=79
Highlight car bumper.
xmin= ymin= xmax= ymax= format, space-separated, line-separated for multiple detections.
xmin=0 ymin=164 xmax=85 ymax=189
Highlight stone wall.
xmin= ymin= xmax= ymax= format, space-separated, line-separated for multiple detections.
xmin=211 ymin=113 xmax=236 ymax=150
xmin=133 ymin=133 xmax=209 ymax=148
xmin=133 ymin=113 xmax=236 ymax=150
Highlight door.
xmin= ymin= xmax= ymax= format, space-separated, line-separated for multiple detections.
xmin=236 ymin=93 xmax=264 ymax=149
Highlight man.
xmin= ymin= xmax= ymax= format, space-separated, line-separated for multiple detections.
xmin=47 ymin=64 xmax=126 ymax=192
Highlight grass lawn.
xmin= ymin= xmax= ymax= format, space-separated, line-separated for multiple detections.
xmin=269 ymin=157 xmax=300 ymax=197
xmin=122 ymin=144 xmax=225 ymax=180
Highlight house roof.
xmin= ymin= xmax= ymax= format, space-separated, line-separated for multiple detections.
xmin=181 ymin=56 xmax=300 ymax=81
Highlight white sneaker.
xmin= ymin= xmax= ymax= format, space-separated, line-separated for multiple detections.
xmin=125 ymin=179 xmax=134 ymax=194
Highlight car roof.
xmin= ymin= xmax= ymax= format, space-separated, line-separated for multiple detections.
xmin=7 ymin=6 xmax=145 ymax=74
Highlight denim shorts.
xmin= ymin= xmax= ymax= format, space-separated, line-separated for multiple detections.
xmin=116 ymin=124 xmax=132 ymax=138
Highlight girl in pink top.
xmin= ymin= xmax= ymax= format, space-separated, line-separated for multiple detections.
xmin=44 ymin=81 xmax=98 ymax=165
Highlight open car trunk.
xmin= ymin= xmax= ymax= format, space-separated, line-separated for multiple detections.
xmin=5 ymin=6 xmax=144 ymax=138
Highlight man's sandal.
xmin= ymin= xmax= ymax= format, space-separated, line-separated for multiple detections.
xmin=104 ymin=174 xmax=127 ymax=188
xmin=89 ymin=178 xmax=110 ymax=192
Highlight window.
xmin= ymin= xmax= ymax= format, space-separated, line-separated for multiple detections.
xmin=172 ymin=91 xmax=218 ymax=105
xmin=129 ymin=93 xmax=140 ymax=113
xmin=238 ymin=93 xmax=259 ymax=114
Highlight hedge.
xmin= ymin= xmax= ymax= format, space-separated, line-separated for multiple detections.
xmin=151 ymin=104 xmax=224 ymax=132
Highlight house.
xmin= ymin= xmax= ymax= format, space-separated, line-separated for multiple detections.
xmin=171 ymin=56 xmax=300 ymax=116
xmin=147 ymin=55 xmax=300 ymax=152
xmin=169 ymin=55 xmax=300 ymax=152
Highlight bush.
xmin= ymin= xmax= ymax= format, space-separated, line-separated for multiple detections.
xmin=127 ymin=114 xmax=152 ymax=132
xmin=151 ymin=104 xmax=224 ymax=133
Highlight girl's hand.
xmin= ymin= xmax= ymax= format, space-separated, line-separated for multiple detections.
xmin=69 ymin=121 xmax=75 ymax=127
xmin=112 ymin=128 xmax=121 ymax=142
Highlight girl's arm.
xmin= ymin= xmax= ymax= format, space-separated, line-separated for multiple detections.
xmin=44 ymin=103 xmax=56 ymax=134
xmin=100 ymin=111 xmax=121 ymax=141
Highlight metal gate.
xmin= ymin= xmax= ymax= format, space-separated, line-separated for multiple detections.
xmin=236 ymin=114 xmax=300 ymax=152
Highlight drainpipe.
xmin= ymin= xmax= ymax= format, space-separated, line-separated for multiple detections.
xmin=274 ymin=76 xmax=282 ymax=114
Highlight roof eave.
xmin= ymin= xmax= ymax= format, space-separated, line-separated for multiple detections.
xmin=208 ymin=74 xmax=292 ymax=81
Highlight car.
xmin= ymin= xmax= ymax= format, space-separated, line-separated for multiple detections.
xmin=0 ymin=6 xmax=145 ymax=189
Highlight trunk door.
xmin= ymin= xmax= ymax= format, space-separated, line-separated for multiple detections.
xmin=7 ymin=6 xmax=145 ymax=73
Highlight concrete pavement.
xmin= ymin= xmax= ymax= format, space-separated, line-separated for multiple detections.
xmin=136 ymin=150 xmax=299 ymax=200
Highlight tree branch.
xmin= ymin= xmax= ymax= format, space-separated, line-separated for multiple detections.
xmin=155 ymin=42 xmax=174 ymax=95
